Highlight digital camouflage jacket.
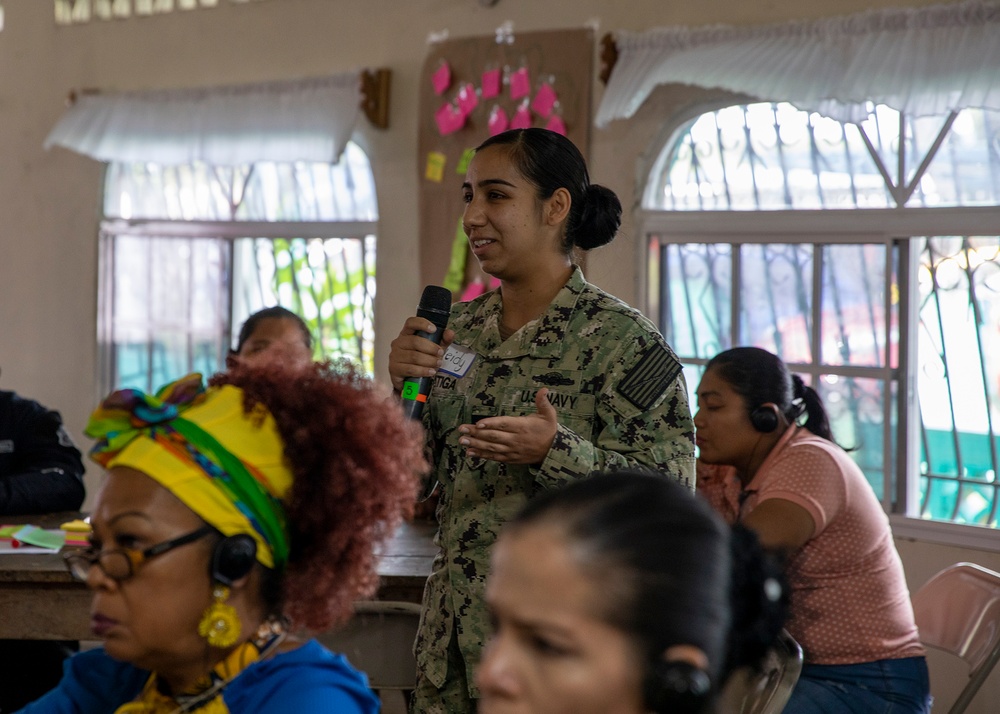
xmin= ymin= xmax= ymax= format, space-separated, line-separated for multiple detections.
xmin=414 ymin=267 xmax=695 ymax=697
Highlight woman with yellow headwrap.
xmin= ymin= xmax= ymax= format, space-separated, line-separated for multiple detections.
xmin=18 ymin=361 xmax=425 ymax=714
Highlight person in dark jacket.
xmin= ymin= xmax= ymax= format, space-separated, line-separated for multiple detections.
xmin=0 ymin=388 xmax=86 ymax=515
xmin=0 ymin=383 xmax=86 ymax=710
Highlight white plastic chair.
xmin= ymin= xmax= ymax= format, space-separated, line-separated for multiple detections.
xmin=911 ymin=562 xmax=1000 ymax=714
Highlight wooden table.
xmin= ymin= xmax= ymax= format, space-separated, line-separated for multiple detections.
xmin=0 ymin=514 xmax=436 ymax=640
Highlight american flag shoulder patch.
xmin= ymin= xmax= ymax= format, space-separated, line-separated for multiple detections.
xmin=617 ymin=344 xmax=682 ymax=411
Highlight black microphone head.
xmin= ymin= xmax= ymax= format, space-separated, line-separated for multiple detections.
xmin=416 ymin=285 xmax=452 ymax=330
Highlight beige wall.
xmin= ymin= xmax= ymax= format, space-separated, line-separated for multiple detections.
xmin=1 ymin=0 xmax=995 ymax=709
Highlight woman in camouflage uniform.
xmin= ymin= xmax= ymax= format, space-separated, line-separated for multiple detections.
xmin=388 ymin=128 xmax=695 ymax=714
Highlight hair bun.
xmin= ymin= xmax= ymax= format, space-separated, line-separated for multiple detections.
xmin=571 ymin=184 xmax=622 ymax=251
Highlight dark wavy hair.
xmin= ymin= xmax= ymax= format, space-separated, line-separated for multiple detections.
xmin=233 ymin=306 xmax=313 ymax=354
xmin=706 ymin=347 xmax=834 ymax=442
xmin=506 ymin=470 xmax=787 ymax=712
xmin=475 ymin=128 xmax=622 ymax=253
xmin=210 ymin=360 xmax=426 ymax=631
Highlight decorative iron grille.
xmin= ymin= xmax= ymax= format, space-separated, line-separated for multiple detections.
xmin=646 ymin=102 xmax=1000 ymax=527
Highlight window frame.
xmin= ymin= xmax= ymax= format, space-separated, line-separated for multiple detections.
xmin=97 ymin=216 xmax=378 ymax=395
xmin=641 ymin=200 xmax=1000 ymax=551
xmin=96 ymin=136 xmax=379 ymax=395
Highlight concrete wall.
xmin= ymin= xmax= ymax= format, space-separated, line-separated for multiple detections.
xmin=1 ymin=0 xmax=995 ymax=709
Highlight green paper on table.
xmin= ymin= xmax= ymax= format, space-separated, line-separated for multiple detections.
xmin=9 ymin=525 xmax=66 ymax=550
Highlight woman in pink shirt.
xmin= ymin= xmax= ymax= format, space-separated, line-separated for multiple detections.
xmin=695 ymin=347 xmax=929 ymax=714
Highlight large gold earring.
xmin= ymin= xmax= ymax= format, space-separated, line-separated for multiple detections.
xmin=198 ymin=584 xmax=242 ymax=648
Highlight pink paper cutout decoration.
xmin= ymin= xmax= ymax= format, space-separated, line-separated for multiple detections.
xmin=510 ymin=102 xmax=532 ymax=130
xmin=460 ymin=276 xmax=502 ymax=302
xmin=545 ymin=114 xmax=568 ymax=136
xmin=509 ymin=66 xmax=531 ymax=100
xmin=481 ymin=68 xmax=502 ymax=99
xmin=435 ymin=103 xmax=466 ymax=136
xmin=456 ymin=83 xmax=479 ymax=117
xmin=487 ymin=105 xmax=510 ymax=136
xmin=432 ymin=62 xmax=452 ymax=96
xmin=531 ymin=82 xmax=558 ymax=118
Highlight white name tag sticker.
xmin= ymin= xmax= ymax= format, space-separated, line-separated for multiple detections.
xmin=439 ymin=343 xmax=476 ymax=378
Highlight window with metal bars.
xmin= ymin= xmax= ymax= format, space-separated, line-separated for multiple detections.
xmin=98 ymin=143 xmax=377 ymax=394
xmin=645 ymin=101 xmax=1000 ymax=528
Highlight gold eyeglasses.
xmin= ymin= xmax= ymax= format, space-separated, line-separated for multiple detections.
xmin=63 ymin=526 xmax=214 ymax=582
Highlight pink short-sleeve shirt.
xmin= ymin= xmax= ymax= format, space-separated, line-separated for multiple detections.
xmin=697 ymin=426 xmax=924 ymax=665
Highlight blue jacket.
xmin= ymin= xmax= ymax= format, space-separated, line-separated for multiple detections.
xmin=17 ymin=639 xmax=380 ymax=713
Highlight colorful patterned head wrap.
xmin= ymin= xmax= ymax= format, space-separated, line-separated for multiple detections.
xmin=85 ymin=373 xmax=292 ymax=569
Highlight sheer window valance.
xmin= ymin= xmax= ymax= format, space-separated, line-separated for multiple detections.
xmin=596 ymin=0 xmax=1000 ymax=126
xmin=44 ymin=73 xmax=360 ymax=165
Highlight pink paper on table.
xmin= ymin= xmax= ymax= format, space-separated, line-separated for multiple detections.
xmin=545 ymin=114 xmax=568 ymax=136
xmin=432 ymin=62 xmax=452 ymax=96
xmin=487 ymin=105 xmax=510 ymax=136
xmin=456 ymin=83 xmax=479 ymax=117
xmin=481 ymin=68 xmax=502 ymax=99
xmin=509 ymin=66 xmax=531 ymax=100
xmin=531 ymin=82 xmax=558 ymax=118
xmin=435 ymin=103 xmax=466 ymax=136
xmin=510 ymin=102 xmax=532 ymax=130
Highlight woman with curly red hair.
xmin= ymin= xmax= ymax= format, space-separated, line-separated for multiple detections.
xmin=19 ymin=360 xmax=425 ymax=714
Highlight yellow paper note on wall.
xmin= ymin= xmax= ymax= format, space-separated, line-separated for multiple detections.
xmin=426 ymin=152 xmax=447 ymax=183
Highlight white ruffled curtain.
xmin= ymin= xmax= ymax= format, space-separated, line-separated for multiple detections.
xmin=596 ymin=0 xmax=1000 ymax=126
xmin=44 ymin=73 xmax=361 ymax=165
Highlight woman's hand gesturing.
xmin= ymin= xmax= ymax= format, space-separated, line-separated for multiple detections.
xmin=456 ymin=389 xmax=559 ymax=465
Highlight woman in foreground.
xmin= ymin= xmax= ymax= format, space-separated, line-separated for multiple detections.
xmin=477 ymin=469 xmax=786 ymax=714
xmin=20 ymin=360 xmax=424 ymax=713
xmin=695 ymin=347 xmax=929 ymax=713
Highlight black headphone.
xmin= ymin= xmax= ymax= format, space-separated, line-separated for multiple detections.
xmin=210 ymin=534 xmax=257 ymax=586
xmin=643 ymin=660 xmax=712 ymax=714
xmin=749 ymin=403 xmax=780 ymax=433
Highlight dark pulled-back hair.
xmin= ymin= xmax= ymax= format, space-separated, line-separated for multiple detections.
xmin=210 ymin=360 xmax=426 ymax=631
xmin=234 ymin=306 xmax=313 ymax=354
xmin=475 ymin=128 xmax=622 ymax=253
xmin=507 ymin=470 xmax=786 ymax=709
xmin=706 ymin=346 xmax=834 ymax=442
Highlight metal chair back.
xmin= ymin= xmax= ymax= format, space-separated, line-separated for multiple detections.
xmin=912 ymin=562 xmax=1000 ymax=714
xmin=735 ymin=628 xmax=804 ymax=714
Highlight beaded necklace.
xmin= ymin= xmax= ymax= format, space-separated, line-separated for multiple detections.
xmin=113 ymin=619 xmax=287 ymax=714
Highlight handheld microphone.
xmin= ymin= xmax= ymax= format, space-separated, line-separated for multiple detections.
xmin=401 ymin=285 xmax=452 ymax=420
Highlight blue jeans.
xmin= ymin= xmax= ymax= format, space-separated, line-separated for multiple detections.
xmin=784 ymin=657 xmax=931 ymax=714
